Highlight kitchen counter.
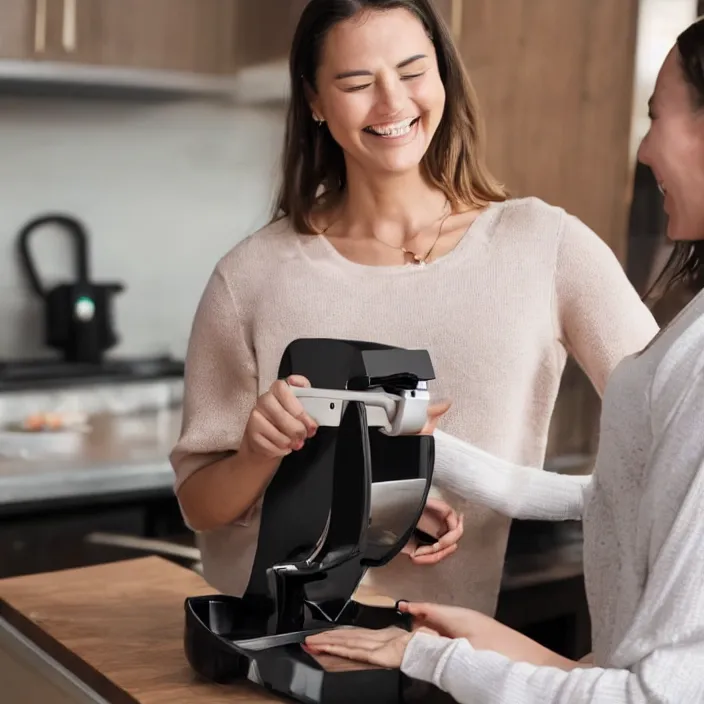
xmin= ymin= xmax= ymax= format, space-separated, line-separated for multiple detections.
xmin=0 ymin=410 xmax=181 ymax=510
xmin=0 ymin=556 xmax=393 ymax=704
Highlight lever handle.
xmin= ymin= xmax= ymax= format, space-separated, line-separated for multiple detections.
xmin=290 ymin=385 xmax=429 ymax=436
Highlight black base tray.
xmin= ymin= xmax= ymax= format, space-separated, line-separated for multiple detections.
xmin=184 ymin=594 xmax=443 ymax=703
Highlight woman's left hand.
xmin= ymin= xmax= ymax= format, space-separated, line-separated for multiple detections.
xmin=305 ymin=602 xmax=580 ymax=671
xmin=401 ymin=498 xmax=464 ymax=565
xmin=304 ymin=626 xmax=430 ymax=669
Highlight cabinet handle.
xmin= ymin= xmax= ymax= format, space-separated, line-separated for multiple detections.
xmin=62 ymin=0 xmax=77 ymax=52
xmin=34 ymin=0 xmax=47 ymax=53
xmin=450 ymin=0 xmax=462 ymax=40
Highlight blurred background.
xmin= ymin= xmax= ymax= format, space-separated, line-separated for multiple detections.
xmin=0 ymin=0 xmax=697 ymax=662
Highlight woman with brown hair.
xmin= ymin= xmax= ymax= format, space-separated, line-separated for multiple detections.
xmin=305 ymin=18 xmax=704 ymax=702
xmin=170 ymin=0 xmax=657 ymax=616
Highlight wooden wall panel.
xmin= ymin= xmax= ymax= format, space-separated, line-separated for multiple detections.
xmin=449 ymin=0 xmax=639 ymax=460
xmin=455 ymin=0 xmax=639 ymax=262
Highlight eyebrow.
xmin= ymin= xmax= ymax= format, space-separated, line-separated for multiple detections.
xmin=334 ymin=54 xmax=427 ymax=80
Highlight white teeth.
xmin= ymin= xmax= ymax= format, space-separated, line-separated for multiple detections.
xmin=366 ymin=117 xmax=416 ymax=137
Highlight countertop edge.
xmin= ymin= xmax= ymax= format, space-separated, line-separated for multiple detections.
xmin=0 ymin=597 xmax=134 ymax=704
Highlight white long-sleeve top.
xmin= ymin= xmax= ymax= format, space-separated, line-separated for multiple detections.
xmin=401 ymin=288 xmax=704 ymax=703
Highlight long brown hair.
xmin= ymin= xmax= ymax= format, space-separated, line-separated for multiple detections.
xmin=272 ymin=0 xmax=506 ymax=233
xmin=649 ymin=18 xmax=704 ymax=297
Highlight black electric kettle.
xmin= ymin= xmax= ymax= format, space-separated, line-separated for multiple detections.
xmin=17 ymin=214 xmax=125 ymax=364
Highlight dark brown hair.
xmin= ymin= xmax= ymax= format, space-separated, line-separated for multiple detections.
xmin=272 ymin=0 xmax=506 ymax=233
xmin=649 ymin=18 xmax=704 ymax=297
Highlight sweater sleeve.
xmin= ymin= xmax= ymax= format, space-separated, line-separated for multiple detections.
xmin=169 ymin=263 xmax=258 ymax=493
xmin=432 ymin=430 xmax=590 ymax=521
xmin=554 ymin=213 xmax=658 ymax=395
xmin=403 ymin=365 xmax=704 ymax=703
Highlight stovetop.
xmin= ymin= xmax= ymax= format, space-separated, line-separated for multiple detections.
xmin=0 ymin=355 xmax=184 ymax=391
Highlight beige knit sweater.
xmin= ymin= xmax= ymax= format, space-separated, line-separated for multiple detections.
xmin=170 ymin=196 xmax=658 ymax=615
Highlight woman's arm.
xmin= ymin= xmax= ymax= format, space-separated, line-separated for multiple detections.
xmin=403 ymin=365 xmax=704 ymax=703
xmin=432 ymin=429 xmax=591 ymax=520
xmin=170 ymin=265 xmax=268 ymax=531
xmin=553 ymin=212 xmax=658 ymax=395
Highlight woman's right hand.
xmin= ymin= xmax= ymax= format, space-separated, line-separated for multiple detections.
xmin=240 ymin=375 xmax=318 ymax=461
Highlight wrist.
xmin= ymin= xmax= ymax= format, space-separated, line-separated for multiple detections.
xmin=236 ymin=438 xmax=281 ymax=474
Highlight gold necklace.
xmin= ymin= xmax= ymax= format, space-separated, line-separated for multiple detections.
xmin=374 ymin=200 xmax=452 ymax=266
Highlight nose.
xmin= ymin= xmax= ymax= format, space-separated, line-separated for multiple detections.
xmin=376 ymin=74 xmax=406 ymax=116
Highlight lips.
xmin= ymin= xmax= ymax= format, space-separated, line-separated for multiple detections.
xmin=363 ymin=116 xmax=420 ymax=138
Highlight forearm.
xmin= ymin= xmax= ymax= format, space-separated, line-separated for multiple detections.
xmin=402 ymin=634 xmax=640 ymax=704
xmin=176 ymin=448 xmax=280 ymax=531
xmin=432 ymin=430 xmax=589 ymax=521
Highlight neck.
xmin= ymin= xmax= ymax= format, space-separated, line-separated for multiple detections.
xmin=337 ymin=162 xmax=448 ymax=245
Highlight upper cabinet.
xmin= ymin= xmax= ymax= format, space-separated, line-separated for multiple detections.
xmin=0 ymin=0 xmax=238 ymax=97
xmin=232 ymin=0 xmax=308 ymax=70
xmin=0 ymin=0 xmax=44 ymax=60
xmin=60 ymin=0 xmax=236 ymax=75
xmin=0 ymin=0 xmax=465 ymax=99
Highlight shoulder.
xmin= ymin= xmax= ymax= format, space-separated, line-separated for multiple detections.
xmin=651 ymin=296 xmax=704 ymax=409
xmin=490 ymin=196 xmax=605 ymax=254
xmin=211 ymin=216 xmax=301 ymax=298
xmin=217 ymin=217 xmax=299 ymax=277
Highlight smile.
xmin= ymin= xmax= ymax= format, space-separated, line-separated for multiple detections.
xmin=363 ymin=116 xmax=420 ymax=138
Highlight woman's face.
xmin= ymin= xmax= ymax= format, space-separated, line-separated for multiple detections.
xmin=638 ymin=47 xmax=704 ymax=242
xmin=309 ymin=8 xmax=446 ymax=177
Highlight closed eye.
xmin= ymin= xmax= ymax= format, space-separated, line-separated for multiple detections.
xmin=401 ymin=71 xmax=426 ymax=81
xmin=343 ymin=83 xmax=372 ymax=92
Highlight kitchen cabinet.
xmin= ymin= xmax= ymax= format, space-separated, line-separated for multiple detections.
xmin=233 ymin=0 xmax=308 ymax=69
xmin=0 ymin=0 xmax=238 ymax=95
xmin=0 ymin=0 xmax=42 ymax=60
xmin=59 ymin=0 xmax=236 ymax=75
xmin=0 ymin=494 xmax=187 ymax=579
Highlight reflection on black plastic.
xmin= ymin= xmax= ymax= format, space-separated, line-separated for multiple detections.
xmin=183 ymin=339 xmax=439 ymax=703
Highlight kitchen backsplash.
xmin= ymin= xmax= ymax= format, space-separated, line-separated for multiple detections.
xmin=0 ymin=96 xmax=286 ymax=361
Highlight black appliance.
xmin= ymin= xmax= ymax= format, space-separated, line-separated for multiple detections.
xmin=184 ymin=338 xmax=444 ymax=703
xmin=5 ymin=213 xmax=184 ymax=391
xmin=17 ymin=213 xmax=124 ymax=365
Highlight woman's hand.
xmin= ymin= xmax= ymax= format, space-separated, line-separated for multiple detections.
xmin=402 ymin=498 xmax=464 ymax=565
xmin=239 ymin=375 xmax=318 ymax=461
xmin=418 ymin=398 xmax=452 ymax=435
xmin=304 ymin=626 xmax=434 ymax=669
xmin=305 ymin=602 xmax=580 ymax=671
xmin=400 ymin=602 xmax=579 ymax=670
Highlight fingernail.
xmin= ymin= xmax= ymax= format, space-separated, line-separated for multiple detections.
xmin=395 ymin=599 xmax=409 ymax=610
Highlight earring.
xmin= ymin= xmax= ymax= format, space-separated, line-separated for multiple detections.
xmin=313 ymin=114 xmax=325 ymax=126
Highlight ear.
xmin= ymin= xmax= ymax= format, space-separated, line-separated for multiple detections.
xmin=304 ymin=80 xmax=325 ymax=123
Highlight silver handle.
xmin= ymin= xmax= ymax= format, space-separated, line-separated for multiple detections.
xmin=62 ymin=0 xmax=77 ymax=52
xmin=34 ymin=0 xmax=47 ymax=53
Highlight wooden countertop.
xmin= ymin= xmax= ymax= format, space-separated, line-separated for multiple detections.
xmin=0 ymin=556 xmax=339 ymax=703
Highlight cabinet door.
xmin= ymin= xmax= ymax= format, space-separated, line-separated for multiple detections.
xmin=233 ymin=0 xmax=309 ymax=68
xmin=57 ymin=0 xmax=236 ymax=75
xmin=0 ymin=0 xmax=42 ymax=60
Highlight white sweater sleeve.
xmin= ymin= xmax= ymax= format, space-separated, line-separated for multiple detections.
xmin=432 ymin=430 xmax=590 ymax=521
xmin=403 ymin=367 xmax=704 ymax=703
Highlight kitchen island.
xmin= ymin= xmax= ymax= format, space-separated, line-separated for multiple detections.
xmin=0 ymin=556 xmax=347 ymax=703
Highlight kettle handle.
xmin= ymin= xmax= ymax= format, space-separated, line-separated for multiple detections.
xmin=17 ymin=214 xmax=90 ymax=297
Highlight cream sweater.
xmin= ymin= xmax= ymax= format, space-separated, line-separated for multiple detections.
xmin=170 ymin=196 xmax=658 ymax=614
xmin=402 ymin=290 xmax=704 ymax=702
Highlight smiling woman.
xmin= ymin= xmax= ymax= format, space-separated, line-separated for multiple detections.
xmin=280 ymin=0 xmax=504 ymax=235
xmin=170 ymin=0 xmax=658 ymax=618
